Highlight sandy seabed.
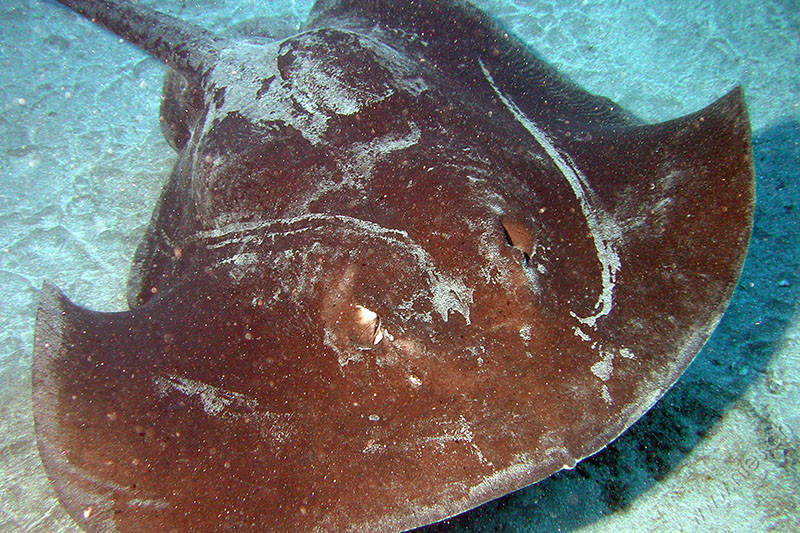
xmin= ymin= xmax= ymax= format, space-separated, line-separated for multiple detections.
xmin=1 ymin=1 xmax=798 ymax=531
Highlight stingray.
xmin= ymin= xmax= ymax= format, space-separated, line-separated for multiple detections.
xmin=33 ymin=0 xmax=754 ymax=531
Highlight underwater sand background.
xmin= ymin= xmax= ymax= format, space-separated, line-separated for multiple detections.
xmin=0 ymin=0 xmax=798 ymax=531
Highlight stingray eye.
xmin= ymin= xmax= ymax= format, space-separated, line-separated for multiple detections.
xmin=352 ymin=305 xmax=393 ymax=348
xmin=501 ymin=215 xmax=534 ymax=262
xmin=356 ymin=305 xmax=381 ymax=343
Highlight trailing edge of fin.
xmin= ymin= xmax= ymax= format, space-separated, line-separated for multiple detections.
xmin=31 ymin=281 xmax=104 ymax=532
xmin=56 ymin=0 xmax=222 ymax=78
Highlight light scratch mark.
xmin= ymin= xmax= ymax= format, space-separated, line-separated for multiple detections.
xmin=479 ymin=59 xmax=622 ymax=329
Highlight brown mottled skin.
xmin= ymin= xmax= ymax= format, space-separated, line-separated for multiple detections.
xmin=34 ymin=0 xmax=753 ymax=531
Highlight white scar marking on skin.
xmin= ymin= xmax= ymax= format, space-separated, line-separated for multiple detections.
xmin=419 ymin=415 xmax=493 ymax=466
xmin=198 ymin=214 xmax=473 ymax=324
xmin=298 ymin=124 xmax=422 ymax=212
xmin=590 ymin=350 xmax=614 ymax=381
xmin=466 ymin=449 xmax=576 ymax=502
xmin=203 ymin=31 xmax=428 ymax=147
xmin=588 ymin=343 xmax=636 ymax=404
xmin=479 ymin=60 xmax=622 ymax=329
xmin=154 ymin=375 xmax=246 ymax=416
xmin=153 ymin=375 xmax=295 ymax=443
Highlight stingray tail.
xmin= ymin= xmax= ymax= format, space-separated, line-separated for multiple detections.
xmin=55 ymin=0 xmax=221 ymax=78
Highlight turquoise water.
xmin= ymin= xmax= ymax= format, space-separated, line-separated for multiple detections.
xmin=0 ymin=1 xmax=798 ymax=531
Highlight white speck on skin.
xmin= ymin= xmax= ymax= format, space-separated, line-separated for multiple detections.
xmin=590 ymin=350 xmax=614 ymax=382
xmin=619 ymin=347 xmax=636 ymax=359
xmin=601 ymin=384 xmax=613 ymax=405
xmin=363 ymin=441 xmax=386 ymax=453
xmin=573 ymin=326 xmax=592 ymax=342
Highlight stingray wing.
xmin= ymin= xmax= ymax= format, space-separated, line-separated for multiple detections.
xmin=35 ymin=1 xmax=753 ymax=532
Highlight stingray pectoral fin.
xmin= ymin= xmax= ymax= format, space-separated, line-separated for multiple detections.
xmin=33 ymin=279 xmax=268 ymax=532
xmin=595 ymin=85 xmax=754 ymax=331
xmin=548 ymin=86 xmax=755 ymax=463
xmin=34 ymin=282 xmax=166 ymax=531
